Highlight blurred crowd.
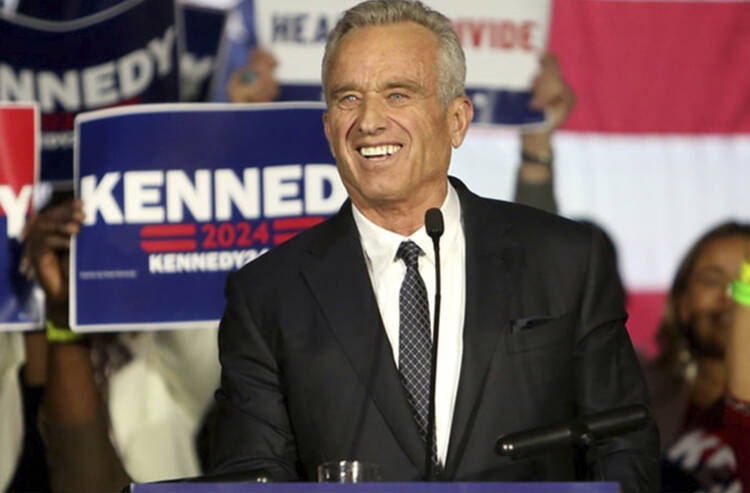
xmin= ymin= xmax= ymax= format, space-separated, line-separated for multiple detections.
xmin=1 ymin=1 xmax=750 ymax=492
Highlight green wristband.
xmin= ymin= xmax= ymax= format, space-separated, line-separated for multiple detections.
xmin=521 ymin=149 xmax=554 ymax=167
xmin=732 ymin=280 xmax=750 ymax=307
xmin=46 ymin=319 xmax=85 ymax=343
xmin=740 ymin=260 xmax=750 ymax=284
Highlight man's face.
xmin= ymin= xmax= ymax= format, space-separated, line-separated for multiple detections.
xmin=322 ymin=22 xmax=471 ymax=216
xmin=678 ymin=235 xmax=748 ymax=358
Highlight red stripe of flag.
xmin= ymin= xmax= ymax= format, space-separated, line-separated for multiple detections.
xmin=140 ymin=240 xmax=197 ymax=252
xmin=549 ymin=0 xmax=750 ymax=134
xmin=625 ymin=291 xmax=668 ymax=359
xmin=140 ymin=224 xmax=196 ymax=237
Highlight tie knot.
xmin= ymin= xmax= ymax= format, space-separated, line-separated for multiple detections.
xmin=397 ymin=240 xmax=422 ymax=269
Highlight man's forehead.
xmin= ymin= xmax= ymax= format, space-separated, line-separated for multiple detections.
xmin=325 ymin=22 xmax=438 ymax=82
xmin=342 ymin=21 xmax=437 ymax=46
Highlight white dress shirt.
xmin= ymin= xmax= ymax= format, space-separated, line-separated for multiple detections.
xmin=0 ymin=332 xmax=24 ymax=492
xmin=352 ymin=182 xmax=466 ymax=465
xmin=108 ymin=329 xmax=220 ymax=481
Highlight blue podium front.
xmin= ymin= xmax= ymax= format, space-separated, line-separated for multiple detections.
xmin=130 ymin=482 xmax=620 ymax=493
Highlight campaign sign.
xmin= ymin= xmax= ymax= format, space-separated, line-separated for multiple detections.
xmin=0 ymin=0 xmax=179 ymax=183
xmin=429 ymin=0 xmax=550 ymax=126
xmin=179 ymin=1 xmax=227 ymax=102
xmin=212 ymin=0 xmax=548 ymax=126
xmin=72 ymin=102 xmax=346 ymax=332
xmin=0 ymin=103 xmax=42 ymax=330
xmin=208 ymin=0 xmax=260 ymax=103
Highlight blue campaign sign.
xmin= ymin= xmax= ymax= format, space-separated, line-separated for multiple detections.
xmin=72 ymin=102 xmax=346 ymax=332
xmin=179 ymin=2 xmax=227 ymax=102
xmin=0 ymin=0 xmax=179 ymax=183
xmin=0 ymin=103 xmax=43 ymax=330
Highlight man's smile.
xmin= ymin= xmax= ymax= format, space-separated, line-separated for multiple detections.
xmin=357 ymin=144 xmax=403 ymax=160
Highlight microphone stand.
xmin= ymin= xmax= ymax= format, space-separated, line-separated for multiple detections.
xmin=425 ymin=208 xmax=444 ymax=480
xmin=495 ymin=404 xmax=650 ymax=481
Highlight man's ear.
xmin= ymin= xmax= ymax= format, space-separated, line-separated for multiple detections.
xmin=447 ymin=96 xmax=473 ymax=148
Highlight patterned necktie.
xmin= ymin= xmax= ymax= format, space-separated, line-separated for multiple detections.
xmin=396 ymin=240 xmax=438 ymax=466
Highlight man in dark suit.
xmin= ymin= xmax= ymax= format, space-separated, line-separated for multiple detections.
xmin=209 ymin=1 xmax=659 ymax=490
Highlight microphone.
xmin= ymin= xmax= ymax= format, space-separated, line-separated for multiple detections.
xmin=424 ymin=208 xmax=444 ymax=480
xmin=425 ymin=208 xmax=444 ymax=240
xmin=495 ymin=404 xmax=651 ymax=459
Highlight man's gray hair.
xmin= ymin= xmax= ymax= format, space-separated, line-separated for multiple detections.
xmin=322 ymin=0 xmax=466 ymax=107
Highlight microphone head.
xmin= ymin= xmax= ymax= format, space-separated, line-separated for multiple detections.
xmin=425 ymin=208 xmax=444 ymax=239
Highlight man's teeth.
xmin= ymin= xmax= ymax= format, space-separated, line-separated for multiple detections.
xmin=359 ymin=144 xmax=402 ymax=157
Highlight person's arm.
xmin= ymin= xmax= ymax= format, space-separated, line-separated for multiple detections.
xmin=24 ymin=198 xmax=131 ymax=492
xmin=728 ymin=258 xmax=750 ymax=401
xmin=575 ymin=226 xmax=660 ymax=491
xmin=40 ymin=343 xmax=131 ymax=492
xmin=6 ymin=332 xmax=50 ymax=492
xmin=208 ymin=270 xmax=299 ymax=481
xmin=726 ymin=257 xmax=750 ymax=488
xmin=514 ymin=54 xmax=576 ymax=214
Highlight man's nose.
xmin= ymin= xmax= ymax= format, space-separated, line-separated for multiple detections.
xmin=357 ymin=96 xmax=387 ymax=135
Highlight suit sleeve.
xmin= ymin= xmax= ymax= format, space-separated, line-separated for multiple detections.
xmin=208 ymin=271 xmax=300 ymax=480
xmin=574 ymin=226 xmax=661 ymax=491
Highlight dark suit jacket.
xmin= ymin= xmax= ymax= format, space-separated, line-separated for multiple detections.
xmin=209 ymin=178 xmax=659 ymax=490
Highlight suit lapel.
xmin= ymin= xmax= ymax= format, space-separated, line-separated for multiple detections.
xmin=301 ymin=204 xmax=427 ymax=473
xmin=444 ymin=182 xmax=521 ymax=478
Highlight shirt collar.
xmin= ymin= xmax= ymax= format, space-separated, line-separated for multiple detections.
xmin=352 ymin=182 xmax=461 ymax=274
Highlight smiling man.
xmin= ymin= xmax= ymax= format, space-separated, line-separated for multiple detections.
xmin=209 ymin=1 xmax=659 ymax=489
xmin=321 ymin=18 xmax=471 ymax=235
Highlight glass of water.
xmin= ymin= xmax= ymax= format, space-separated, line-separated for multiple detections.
xmin=317 ymin=460 xmax=381 ymax=482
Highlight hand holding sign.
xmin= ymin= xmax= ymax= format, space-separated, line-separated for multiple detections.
xmin=506 ymin=53 xmax=577 ymax=216
xmin=22 ymin=198 xmax=84 ymax=328
xmin=227 ymin=48 xmax=280 ymax=103
xmin=528 ymin=54 xmax=576 ymax=131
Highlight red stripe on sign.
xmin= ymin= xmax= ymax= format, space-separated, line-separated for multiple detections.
xmin=273 ymin=217 xmax=325 ymax=231
xmin=549 ymin=0 xmax=750 ymax=134
xmin=0 ymin=107 xmax=36 ymax=191
xmin=273 ymin=232 xmax=298 ymax=245
xmin=41 ymin=111 xmax=76 ymax=132
xmin=625 ymin=290 xmax=668 ymax=359
xmin=140 ymin=224 xmax=196 ymax=237
xmin=140 ymin=240 xmax=197 ymax=252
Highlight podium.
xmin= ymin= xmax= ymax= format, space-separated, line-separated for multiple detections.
xmin=130 ymin=482 xmax=620 ymax=492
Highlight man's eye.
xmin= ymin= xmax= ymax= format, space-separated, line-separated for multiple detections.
xmin=335 ymin=94 xmax=360 ymax=109
xmin=389 ymin=92 xmax=407 ymax=101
